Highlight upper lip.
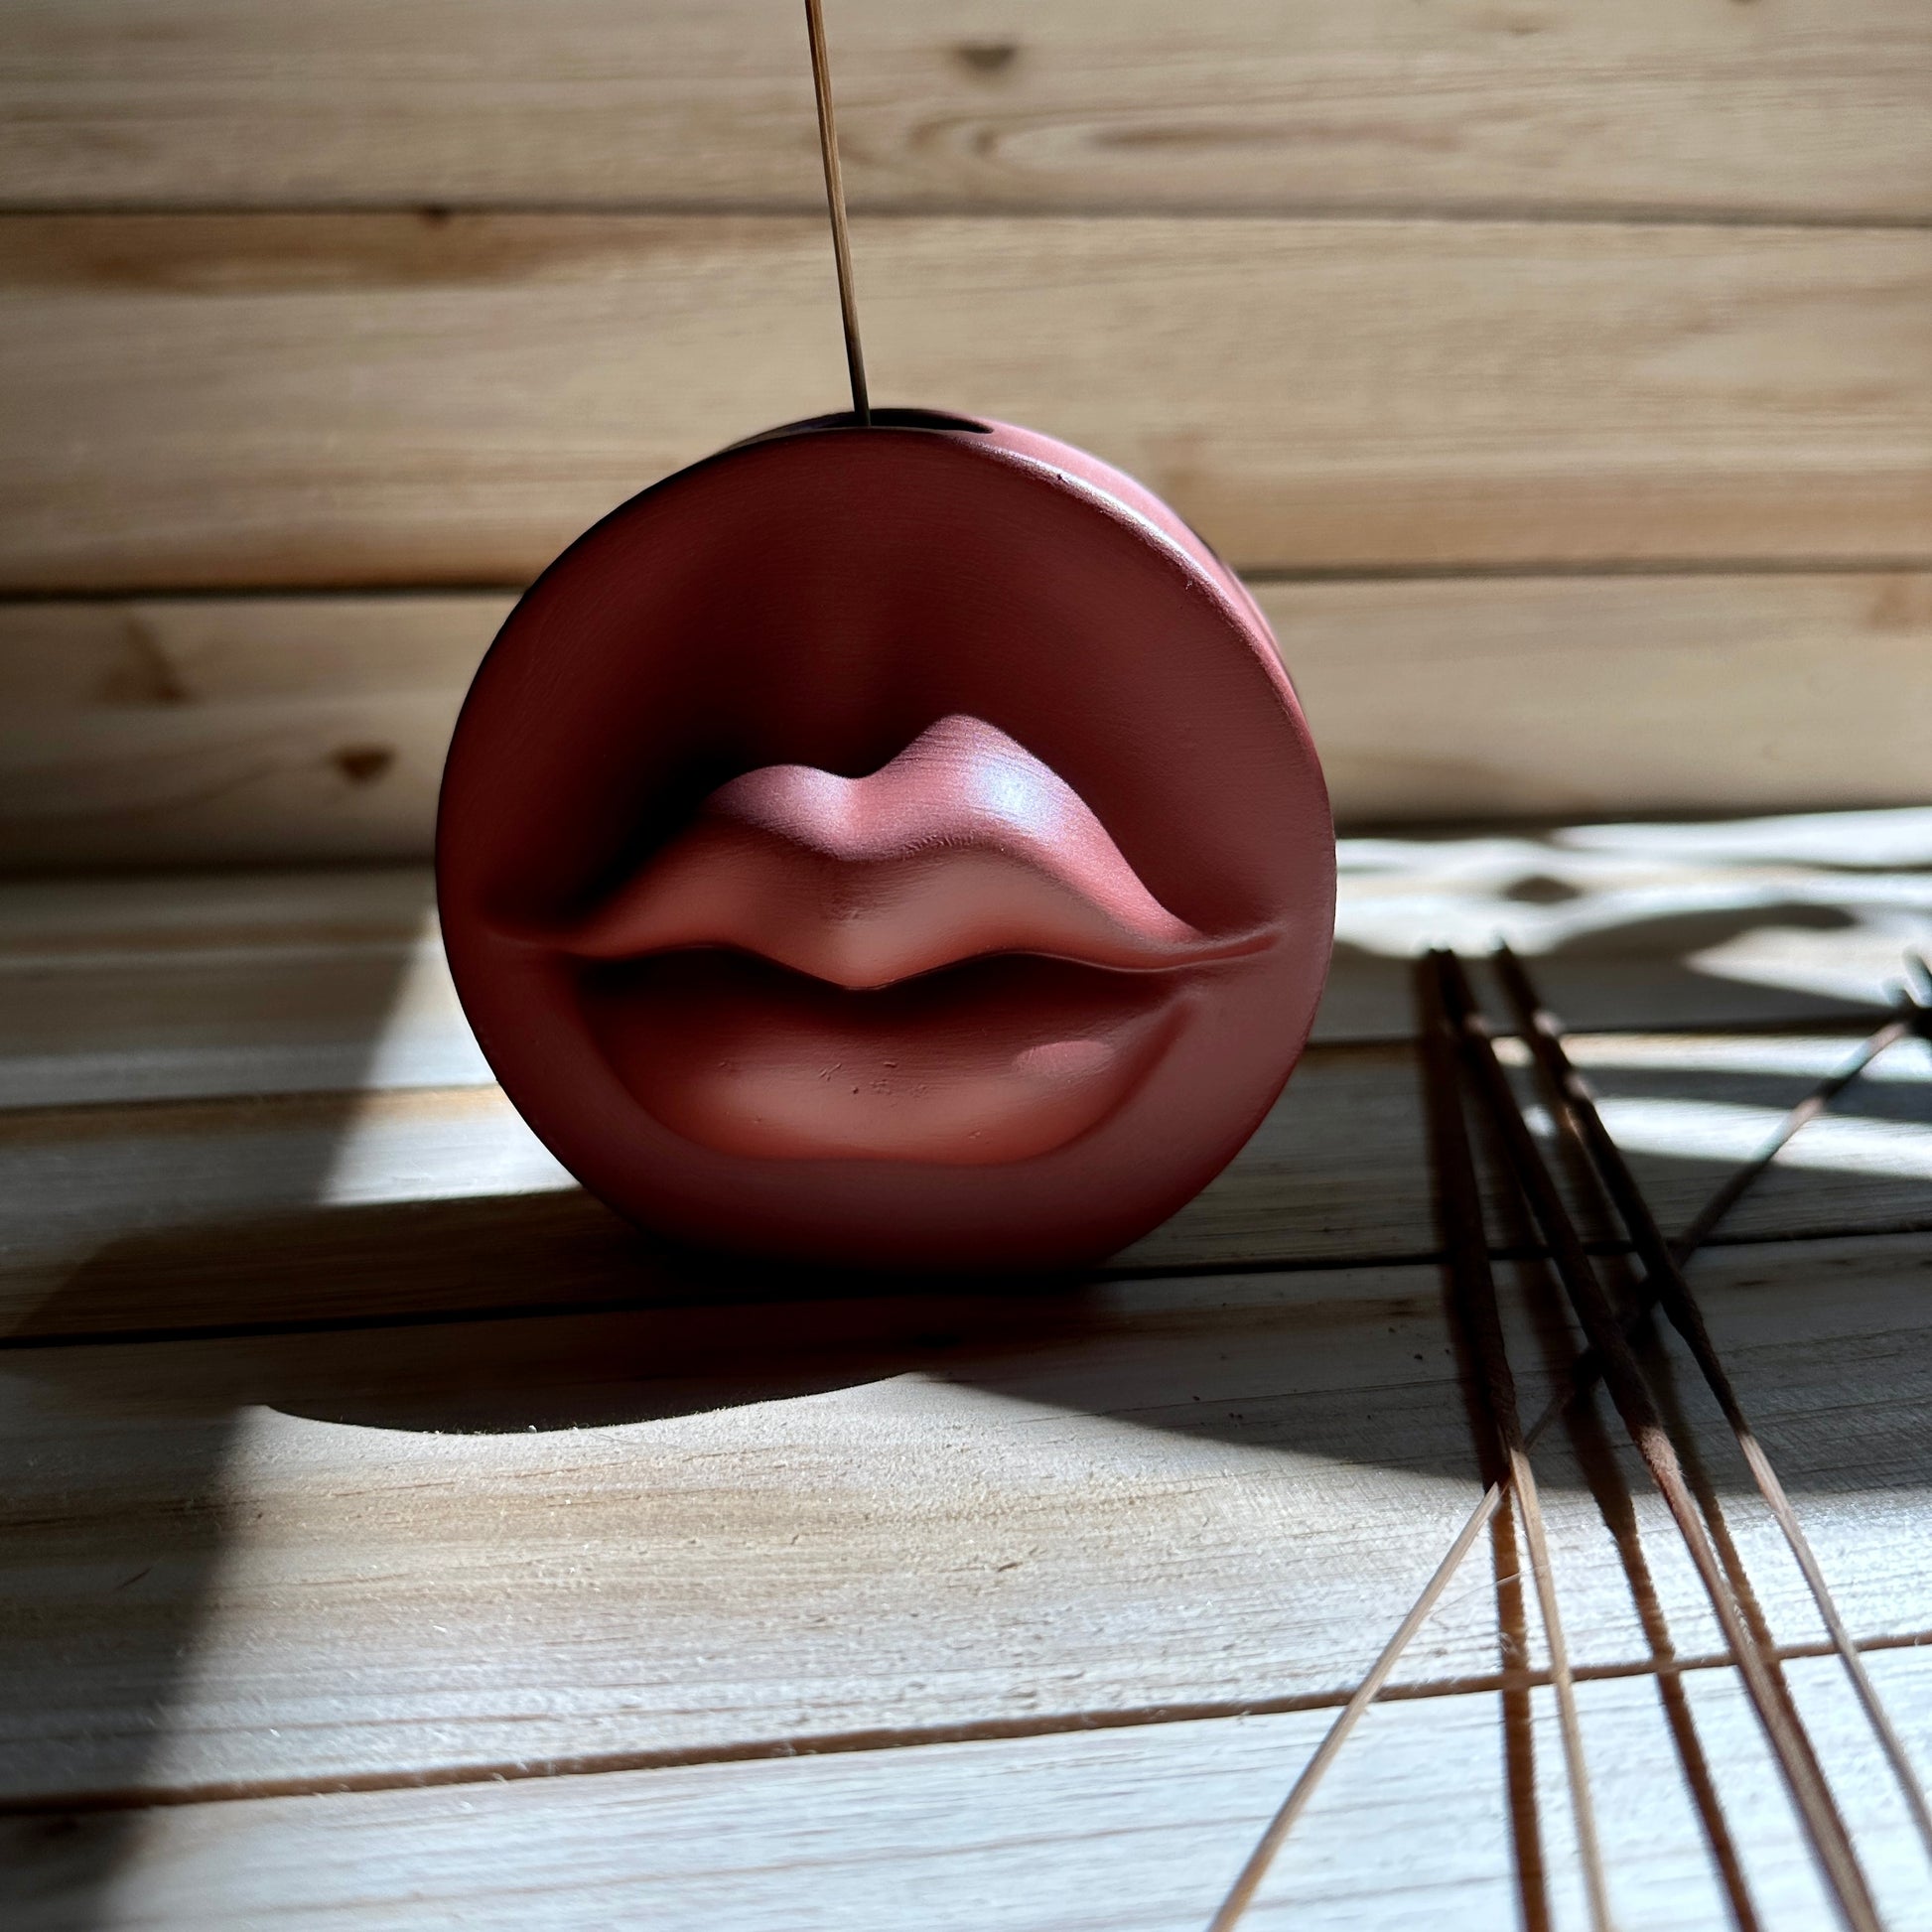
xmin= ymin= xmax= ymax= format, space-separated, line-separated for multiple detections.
xmin=546 ymin=716 xmax=1271 ymax=988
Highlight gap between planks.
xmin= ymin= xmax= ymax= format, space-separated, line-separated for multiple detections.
xmin=10 ymin=214 xmax=1932 ymax=594
xmin=33 ymin=1216 xmax=1932 ymax=1353
xmin=0 ymin=1014 xmax=1904 ymax=1123
xmin=40 ymin=1206 xmax=1932 ymax=1353
xmin=8 ymin=200 xmax=1932 ymax=233
xmin=10 ymin=1629 xmax=1927 ymax=1820
xmin=8 ymin=556 xmax=1932 ymax=605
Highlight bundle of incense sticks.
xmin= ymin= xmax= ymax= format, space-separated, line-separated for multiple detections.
xmin=1206 ymin=948 xmax=1932 ymax=1932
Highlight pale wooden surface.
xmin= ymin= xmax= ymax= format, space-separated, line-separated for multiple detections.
xmin=1 ymin=831 xmax=1929 ymax=1926
xmin=6 ymin=1 xmax=1930 ymax=222
xmin=7 ymin=575 xmax=1932 ymax=866
xmin=4 ymin=814 xmax=1930 ymax=1332
xmin=5 ymin=1 xmax=1928 ymax=862
xmin=7 ymin=1026 xmax=1931 ymax=1333
xmin=4 ymin=215 xmax=1929 ymax=595
xmin=3 ymin=1235 xmax=1930 ymax=1808
xmin=6 ymin=6 xmax=1930 ymax=862
xmin=8 ymin=1656 xmax=1932 ymax=1931
xmin=4 ymin=805 xmax=1927 ymax=1091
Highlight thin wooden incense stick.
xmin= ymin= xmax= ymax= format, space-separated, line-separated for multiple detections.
xmin=1203 ymin=1487 xmax=1506 ymax=1931
xmin=1205 ymin=996 xmax=1918 ymax=1929
xmin=803 ymin=0 xmax=870 ymax=424
xmin=1419 ymin=955 xmax=1614 ymax=1932
xmin=1205 ymin=995 xmax=1916 ymax=1930
xmin=1437 ymin=952 xmax=1882 ymax=1932
xmin=1491 ymin=942 xmax=1932 ymax=1867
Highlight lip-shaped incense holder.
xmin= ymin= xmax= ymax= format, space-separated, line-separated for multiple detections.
xmin=437 ymin=411 xmax=1335 ymax=1269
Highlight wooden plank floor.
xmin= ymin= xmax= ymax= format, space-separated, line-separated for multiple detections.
xmin=10 ymin=1657 xmax=1932 ymax=1932
xmin=2 ymin=810 xmax=1929 ymax=1928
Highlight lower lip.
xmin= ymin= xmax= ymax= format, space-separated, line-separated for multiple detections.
xmin=577 ymin=951 xmax=1188 ymax=1165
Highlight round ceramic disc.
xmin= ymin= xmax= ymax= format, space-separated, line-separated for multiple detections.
xmin=437 ymin=412 xmax=1334 ymax=1269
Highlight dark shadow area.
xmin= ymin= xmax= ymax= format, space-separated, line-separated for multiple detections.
xmin=12 ymin=1133 xmax=1928 ymax=1457
xmin=0 ymin=867 xmax=438 ymax=1926
xmin=16 ymin=1211 xmax=1415 ymax=1441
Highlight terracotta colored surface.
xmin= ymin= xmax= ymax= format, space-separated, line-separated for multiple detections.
xmin=437 ymin=415 xmax=1333 ymax=1267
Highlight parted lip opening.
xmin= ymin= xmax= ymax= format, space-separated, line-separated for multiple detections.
xmin=502 ymin=716 xmax=1275 ymax=1166
xmin=578 ymin=950 xmax=1195 ymax=1166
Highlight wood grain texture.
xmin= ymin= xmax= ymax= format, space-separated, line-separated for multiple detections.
xmin=8 ymin=1653 xmax=1932 ymax=1931
xmin=0 ymin=1052 xmax=1434 ymax=1326
xmin=6 ymin=1 xmax=1931 ymax=222
xmin=5 ymin=1024 xmax=1929 ymax=1338
xmin=5 ymin=7 xmax=1929 ymax=1899
xmin=0 ymin=866 xmax=1926 ymax=1918
xmin=0 ymin=597 xmax=487 ymax=867
xmin=1 ymin=835 xmax=1917 ymax=1111
xmin=5 ymin=575 xmax=1930 ymax=866
xmin=3 ymin=829 xmax=1928 ymax=1337
xmin=1 ymin=1234 xmax=1928 ymax=1811
xmin=5 ymin=215 xmax=1930 ymax=592
xmin=1269 ymin=573 xmax=1932 ymax=824
xmin=0 ymin=868 xmax=464 ymax=1101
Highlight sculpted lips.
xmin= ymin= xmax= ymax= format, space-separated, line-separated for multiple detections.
xmin=437 ymin=416 xmax=1335 ymax=1266
xmin=554 ymin=717 xmax=1268 ymax=1164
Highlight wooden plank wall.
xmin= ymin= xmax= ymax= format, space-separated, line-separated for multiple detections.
xmin=3 ymin=0 xmax=1930 ymax=867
